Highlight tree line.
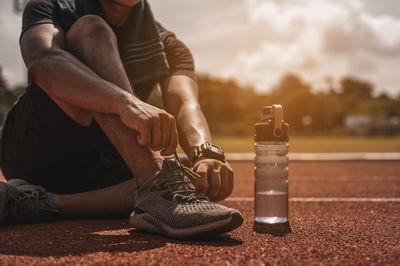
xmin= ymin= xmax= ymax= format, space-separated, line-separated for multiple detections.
xmin=1 ymin=66 xmax=399 ymax=136
xmin=197 ymin=73 xmax=399 ymax=136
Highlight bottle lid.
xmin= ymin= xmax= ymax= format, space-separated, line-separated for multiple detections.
xmin=255 ymin=104 xmax=289 ymax=142
xmin=255 ymin=121 xmax=289 ymax=142
xmin=262 ymin=106 xmax=273 ymax=120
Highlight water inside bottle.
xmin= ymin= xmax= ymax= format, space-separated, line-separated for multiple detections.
xmin=255 ymin=190 xmax=288 ymax=223
xmin=254 ymin=142 xmax=289 ymax=224
xmin=254 ymin=165 xmax=288 ymax=224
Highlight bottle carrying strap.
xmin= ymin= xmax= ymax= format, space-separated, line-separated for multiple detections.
xmin=272 ymin=104 xmax=283 ymax=137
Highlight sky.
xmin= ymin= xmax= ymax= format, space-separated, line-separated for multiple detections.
xmin=1 ymin=0 xmax=400 ymax=97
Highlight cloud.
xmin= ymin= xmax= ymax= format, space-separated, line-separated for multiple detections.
xmin=221 ymin=0 xmax=400 ymax=96
xmin=0 ymin=0 xmax=25 ymax=87
xmin=1 ymin=0 xmax=399 ymax=96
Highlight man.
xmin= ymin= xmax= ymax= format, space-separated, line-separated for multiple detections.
xmin=0 ymin=0 xmax=243 ymax=238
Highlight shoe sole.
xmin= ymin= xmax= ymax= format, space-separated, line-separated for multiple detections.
xmin=129 ymin=210 xmax=244 ymax=239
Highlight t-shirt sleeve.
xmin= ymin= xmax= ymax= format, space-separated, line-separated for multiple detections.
xmin=20 ymin=0 xmax=61 ymax=40
xmin=157 ymin=22 xmax=197 ymax=82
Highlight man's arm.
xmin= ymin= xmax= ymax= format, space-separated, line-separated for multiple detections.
xmin=20 ymin=23 xmax=177 ymax=154
xmin=22 ymin=24 xmax=129 ymax=115
xmin=157 ymin=21 xmax=234 ymax=201
xmin=161 ymin=76 xmax=210 ymax=157
xmin=161 ymin=75 xmax=234 ymax=202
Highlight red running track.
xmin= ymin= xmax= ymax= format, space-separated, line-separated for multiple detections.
xmin=0 ymin=161 xmax=399 ymax=265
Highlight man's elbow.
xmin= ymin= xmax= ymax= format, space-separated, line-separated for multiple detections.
xmin=27 ymin=49 xmax=64 ymax=86
xmin=27 ymin=60 xmax=41 ymax=83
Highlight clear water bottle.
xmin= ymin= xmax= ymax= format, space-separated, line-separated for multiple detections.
xmin=254 ymin=105 xmax=289 ymax=225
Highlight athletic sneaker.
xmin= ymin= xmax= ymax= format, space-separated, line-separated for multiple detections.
xmin=0 ymin=179 xmax=59 ymax=225
xmin=129 ymin=155 xmax=243 ymax=238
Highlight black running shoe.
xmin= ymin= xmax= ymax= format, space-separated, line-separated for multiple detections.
xmin=129 ymin=155 xmax=243 ymax=238
xmin=0 ymin=179 xmax=59 ymax=225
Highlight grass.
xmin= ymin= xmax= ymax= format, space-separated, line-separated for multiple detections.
xmin=210 ymin=135 xmax=400 ymax=153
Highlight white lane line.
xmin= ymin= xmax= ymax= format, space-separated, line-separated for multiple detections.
xmin=226 ymin=197 xmax=400 ymax=202
xmin=290 ymin=175 xmax=400 ymax=179
xmin=224 ymin=152 xmax=400 ymax=161
xmin=178 ymin=152 xmax=400 ymax=161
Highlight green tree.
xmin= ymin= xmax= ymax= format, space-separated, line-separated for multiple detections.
xmin=339 ymin=76 xmax=374 ymax=114
xmin=270 ymin=73 xmax=315 ymax=133
xmin=197 ymin=75 xmax=257 ymax=136
xmin=340 ymin=76 xmax=373 ymax=100
xmin=0 ymin=66 xmax=25 ymax=116
xmin=0 ymin=66 xmax=15 ymax=113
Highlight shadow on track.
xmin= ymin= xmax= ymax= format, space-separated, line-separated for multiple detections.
xmin=0 ymin=219 xmax=161 ymax=257
xmin=0 ymin=219 xmax=242 ymax=257
xmin=129 ymin=229 xmax=243 ymax=247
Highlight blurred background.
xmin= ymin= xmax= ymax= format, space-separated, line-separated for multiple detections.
xmin=1 ymin=0 xmax=399 ymax=152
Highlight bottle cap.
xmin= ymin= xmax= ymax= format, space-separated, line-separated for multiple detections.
xmin=261 ymin=106 xmax=273 ymax=120
xmin=255 ymin=104 xmax=289 ymax=142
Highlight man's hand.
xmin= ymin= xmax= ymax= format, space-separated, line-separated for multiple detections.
xmin=192 ymin=159 xmax=234 ymax=202
xmin=118 ymin=94 xmax=178 ymax=156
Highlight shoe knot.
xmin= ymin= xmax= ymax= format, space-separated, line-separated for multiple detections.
xmin=163 ymin=154 xmax=201 ymax=183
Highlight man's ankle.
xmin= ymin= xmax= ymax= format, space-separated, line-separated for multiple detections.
xmin=135 ymin=157 xmax=163 ymax=187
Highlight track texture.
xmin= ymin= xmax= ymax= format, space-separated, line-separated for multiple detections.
xmin=0 ymin=162 xmax=399 ymax=265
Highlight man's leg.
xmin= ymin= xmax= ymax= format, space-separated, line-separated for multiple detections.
xmin=1 ymin=15 xmax=244 ymax=235
xmin=50 ymin=15 xmax=164 ymax=217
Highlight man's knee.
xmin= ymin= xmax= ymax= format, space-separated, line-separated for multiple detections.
xmin=66 ymin=15 xmax=117 ymax=51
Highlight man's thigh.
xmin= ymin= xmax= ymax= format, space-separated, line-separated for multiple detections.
xmin=0 ymin=83 xmax=132 ymax=194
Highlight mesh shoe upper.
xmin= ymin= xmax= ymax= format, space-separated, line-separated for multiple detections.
xmin=134 ymin=156 xmax=236 ymax=228
xmin=0 ymin=180 xmax=58 ymax=225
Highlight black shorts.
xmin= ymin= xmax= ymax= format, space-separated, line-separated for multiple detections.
xmin=0 ymin=83 xmax=133 ymax=194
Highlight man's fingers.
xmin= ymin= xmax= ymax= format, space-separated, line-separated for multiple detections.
xmin=137 ymin=124 xmax=151 ymax=147
xmin=192 ymin=160 xmax=235 ymax=202
xmin=160 ymin=114 xmax=171 ymax=150
xmin=194 ymin=164 xmax=208 ymax=193
xmin=169 ymin=116 xmax=178 ymax=151
xmin=222 ymin=166 xmax=231 ymax=199
xmin=161 ymin=116 xmax=178 ymax=156
xmin=228 ymin=166 xmax=234 ymax=196
xmin=213 ymin=166 xmax=230 ymax=202
xmin=150 ymin=117 xmax=161 ymax=150
xmin=119 ymin=100 xmax=179 ymax=152
xmin=136 ymin=112 xmax=176 ymax=153
xmin=207 ymin=167 xmax=221 ymax=201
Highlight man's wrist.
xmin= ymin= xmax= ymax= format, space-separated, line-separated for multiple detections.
xmin=191 ymin=142 xmax=225 ymax=165
xmin=114 ymin=89 xmax=140 ymax=115
xmin=110 ymin=87 xmax=129 ymax=115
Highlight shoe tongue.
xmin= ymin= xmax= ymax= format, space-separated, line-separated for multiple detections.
xmin=162 ymin=157 xmax=197 ymax=191
xmin=138 ymin=158 xmax=182 ymax=191
xmin=162 ymin=156 xmax=181 ymax=174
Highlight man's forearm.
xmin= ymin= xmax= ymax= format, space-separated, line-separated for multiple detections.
xmin=176 ymin=102 xmax=212 ymax=159
xmin=28 ymin=48 xmax=132 ymax=115
xmin=162 ymin=75 xmax=212 ymax=159
xmin=20 ymin=22 xmax=178 ymax=155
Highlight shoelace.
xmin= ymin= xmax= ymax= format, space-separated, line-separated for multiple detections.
xmin=150 ymin=153 xmax=208 ymax=203
xmin=173 ymin=152 xmax=201 ymax=183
